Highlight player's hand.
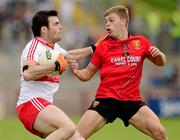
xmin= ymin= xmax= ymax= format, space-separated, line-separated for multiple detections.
xmin=149 ymin=46 xmax=163 ymax=58
xmin=55 ymin=53 xmax=68 ymax=74
xmin=69 ymin=60 xmax=79 ymax=74
xmin=65 ymin=54 xmax=76 ymax=64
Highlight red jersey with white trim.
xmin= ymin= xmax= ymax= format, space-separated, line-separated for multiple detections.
xmin=17 ymin=37 xmax=67 ymax=106
xmin=91 ymin=35 xmax=152 ymax=101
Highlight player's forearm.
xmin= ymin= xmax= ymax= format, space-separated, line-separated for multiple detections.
xmin=153 ymin=53 xmax=166 ymax=66
xmin=68 ymin=47 xmax=92 ymax=60
xmin=23 ymin=64 xmax=55 ymax=80
xmin=73 ymin=69 xmax=92 ymax=81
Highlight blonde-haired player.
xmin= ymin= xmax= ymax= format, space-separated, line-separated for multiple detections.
xmin=69 ymin=5 xmax=168 ymax=140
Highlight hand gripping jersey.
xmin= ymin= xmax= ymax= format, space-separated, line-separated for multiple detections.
xmin=17 ymin=37 xmax=67 ymax=106
xmin=91 ymin=35 xmax=152 ymax=101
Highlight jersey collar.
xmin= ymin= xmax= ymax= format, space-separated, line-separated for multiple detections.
xmin=35 ymin=37 xmax=54 ymax=49
xmin=107 ymin=34 xmax=133 ymax=43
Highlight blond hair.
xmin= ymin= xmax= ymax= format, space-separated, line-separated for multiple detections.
xmin=104 ymin=5 xmax=129 ymax=27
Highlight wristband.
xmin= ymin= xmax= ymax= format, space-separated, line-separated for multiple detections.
xmin=90 ymin=44 xmax=96 ymax=53
xmin=54 ymin=61 xmax=60 ymax=71
xmin=22 ymin=65 xmax=29 ymax=72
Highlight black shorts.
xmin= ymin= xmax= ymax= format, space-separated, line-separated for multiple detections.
xmin=88 ymin=98 xmax=145 ymax=127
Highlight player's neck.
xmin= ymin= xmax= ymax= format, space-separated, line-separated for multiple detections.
xmin=113 ymin=31 xmax=128 ymax=40
xmin=39 ymin=36 xmax=55 ymax=48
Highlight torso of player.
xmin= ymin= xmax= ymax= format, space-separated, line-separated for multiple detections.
xmin=17 ymin=37 xmax=67 ymax=106
xmin=91 ymin=35 xmax=152 ymax=101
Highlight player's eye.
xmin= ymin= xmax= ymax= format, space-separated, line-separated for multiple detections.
xmin=109 ymin=19 xmax=114 ymax=23
xmin=54 ymin=22 xmax=59 ymax=26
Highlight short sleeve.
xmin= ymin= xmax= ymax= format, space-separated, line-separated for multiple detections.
xmin=142 ymin=36 xmax=153 ymax=58
xmin=25 ymin=39 xmax=41 ymax=63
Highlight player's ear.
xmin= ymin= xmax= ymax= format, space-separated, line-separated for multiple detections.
xmin=41 ymin=26 xmax=48 ymax=34
xmin=121 ymin=19 xmax=126 ymax=25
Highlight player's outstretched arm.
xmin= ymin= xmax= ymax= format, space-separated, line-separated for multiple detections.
xmin=148 ymin=46 xmax=166 ymax=66
xmin=70 ymin=60 xmax=98 ymax=81
xmin=67 ymin=44 xmax=96 ymax=60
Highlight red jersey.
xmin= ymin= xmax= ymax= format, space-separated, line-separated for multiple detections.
xmin=91 ymin=35 xmax=152 ymax=101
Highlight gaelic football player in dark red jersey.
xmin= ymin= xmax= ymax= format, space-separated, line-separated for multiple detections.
xmin=69 ymin=5 xmax=168 ymax=140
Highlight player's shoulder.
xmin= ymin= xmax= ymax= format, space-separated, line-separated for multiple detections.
xmin=26 ymin=38 xmax=35 ymax=46
xmin=129 ymin=34 xmax=149 ymax=42
xmin=22 ymin=38 xmax=44 ymax=54
xmin=25 ymin=38 xmax=42 ymax=49
xmin=54 ymin=43 xmax=62 ymax=49
xmin=95 ymin=34 xmax=109 ymax=47
xmin=54 ymin=43 xmax=67 ymax=56
xmin=23 ymin=38 xmax=34 ymax=51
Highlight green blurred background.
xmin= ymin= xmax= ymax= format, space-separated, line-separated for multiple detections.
xmin=0 ymin=0 xmax=179 ymax=140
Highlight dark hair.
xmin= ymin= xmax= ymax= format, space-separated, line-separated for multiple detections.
xmin=31 ymin=10 xmax=58 ymax=37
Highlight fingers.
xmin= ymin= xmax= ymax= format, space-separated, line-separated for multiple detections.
xmin=69 ymin=60 xmax=79 ymax=74
xmin=69 ymin=60 xmax=78 ymax=69
xmin=149 ymin=46 xmax=162 ymax=57
xmin=66 ymin=54 xmax=77 ymax=63
xmin=65 ymin=54 xmax=79 ymax=74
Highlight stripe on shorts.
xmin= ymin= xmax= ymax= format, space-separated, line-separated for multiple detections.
xmin=30 ymin=98 xmax=45 ymax=111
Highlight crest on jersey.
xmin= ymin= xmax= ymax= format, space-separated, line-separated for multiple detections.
xmin=46 ymin=49 xmax=52 ymax=60
xmin=92 ymin=100 xmax=100 ymax=108
xmin=132 ymin=40 xmax=140 ymax=49
xmin=120 ymin=44 xmax=129 ymax=51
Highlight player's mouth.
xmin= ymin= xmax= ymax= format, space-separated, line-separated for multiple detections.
xmin=106 ymin=28 xmax=111 ymax=33
xmin=58 ymin=31 xmax=62 ymax=35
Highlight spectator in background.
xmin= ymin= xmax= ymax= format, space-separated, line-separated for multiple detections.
xmin=60 ymin=0 xmax=75 ymax=25
xmin=150 ymin=63 xmax=179 ymax=87
xmin=0 ymin=1 xmax=5 ymax=40
xmin=163 ymin=64 xmax=179 ymax=86
xmin=170 ymin=7 xmax=180 ymax=53
xmin=145 ymin=10 xmax=161 ymax=46
xmin=158 ymin=22 xmax=173 ymax=53
xmin=35 ymin=0 xmax=53 ymax=11
xmin=3 ymin=1 xmax=34 ymax=52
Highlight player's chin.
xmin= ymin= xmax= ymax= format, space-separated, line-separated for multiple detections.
xmin=106 ymin=31 xmax=110 ymax=35
xmin=108 ymin=32 xmax=115 ymax=37
xmin=109 ymin=34 xmax=117 ymax=40
xmin=56 ymin=36 xmax=61 ymax=42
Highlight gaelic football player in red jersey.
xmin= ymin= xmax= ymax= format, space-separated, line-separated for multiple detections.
xmin=16 ymin=10 xmax=95 ymax=140
xmin=69 ymin=5 xmax=168 ymax=140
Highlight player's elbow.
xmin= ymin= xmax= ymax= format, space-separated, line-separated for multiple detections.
xmin=155 ymin=54 xmax=166 ymax=67
xmin=23 ymin=72 xmax=33 ymax=81
xmin=78 ymin=76 xmax=91 ymax=82
xmin=80 ymin=78 xmax=90 ymax=82
xmin=158 ymin=62 xmax=166 ymax=66
xmin=155 ymin=60 xmax=166 ymax=67
xmin=158 ymin=57 xmax=166 ymax=66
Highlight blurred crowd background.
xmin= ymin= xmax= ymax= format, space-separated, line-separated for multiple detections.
xmin=0 ymin=0 xmax=179 ymax=118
